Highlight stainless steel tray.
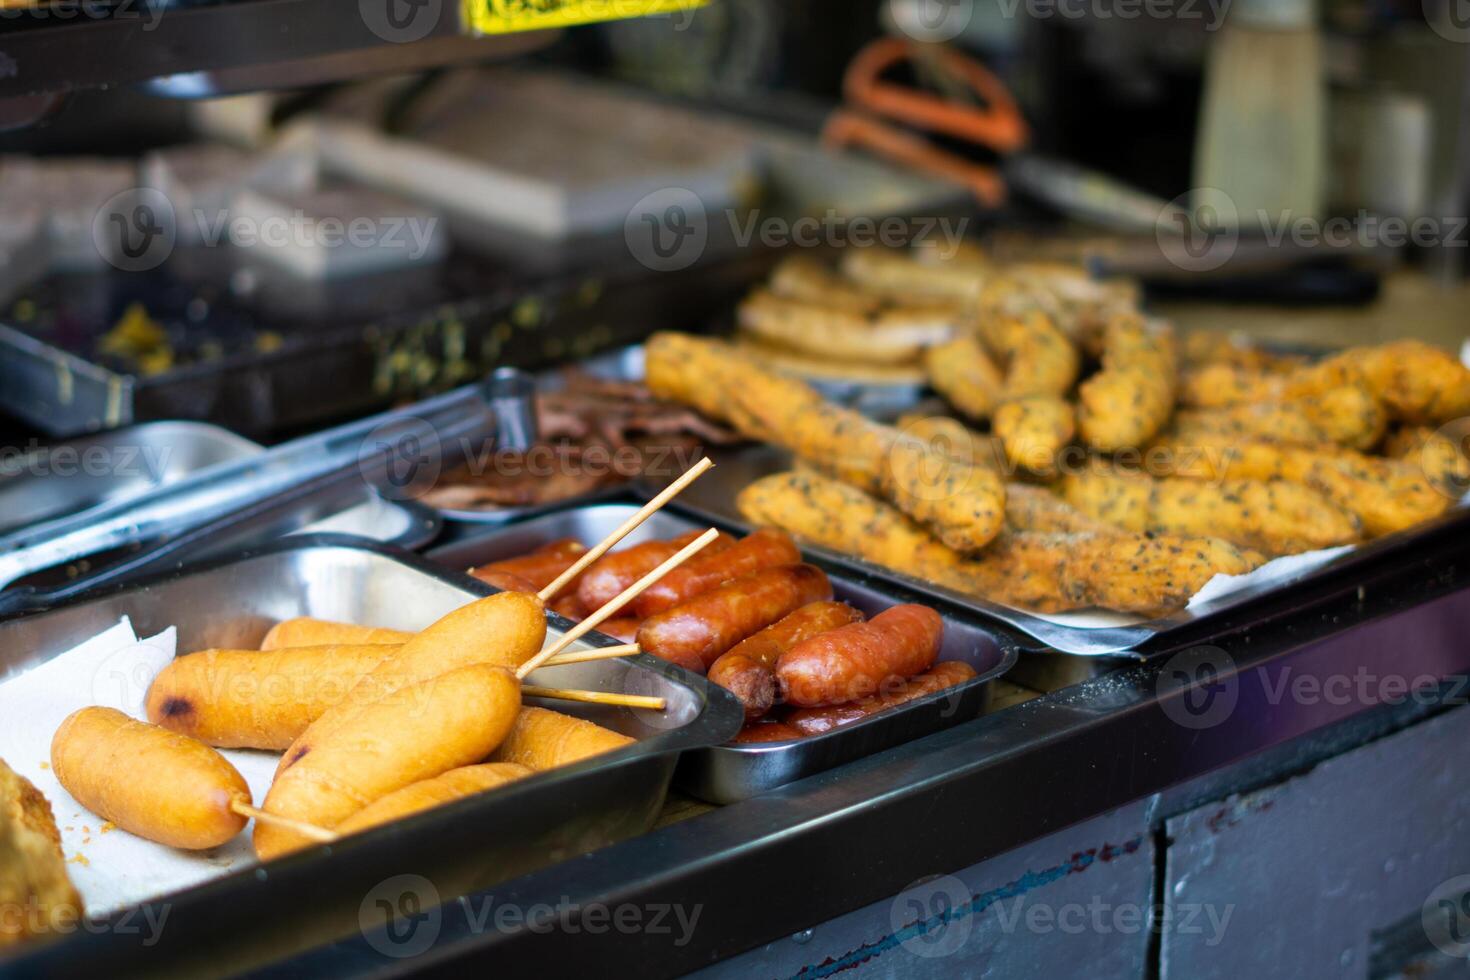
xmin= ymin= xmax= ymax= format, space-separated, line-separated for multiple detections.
xmin=0 ymin=535 xmax=740 ymax=972
xmin=0 ymin=421 xmax=440 ymax=551
xmin=428 ymin=502 xmax=1020 ymax=805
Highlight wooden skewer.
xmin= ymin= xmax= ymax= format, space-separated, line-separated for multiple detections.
xmin=232 ymin=801 xmax=337 ymax=843
xmin=517 ymin=527 xmax=722 ymax=679
xmin=522 ymin=686 xmax=666 ymax=710
xmin=540 ymin=643 xmax=640 ymax=667
xmin=535 ymin=457 xmax=715 ymax=602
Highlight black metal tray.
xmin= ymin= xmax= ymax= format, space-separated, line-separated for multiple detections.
xmin=0 ymin=534 xmax=741 ymax=974
xmin=427 ymin=502 xmax=1021 ymax=804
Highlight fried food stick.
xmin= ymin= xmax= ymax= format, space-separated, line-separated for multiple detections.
xmin=1180 ymin=330 xmax=1307 ymax=373
xmin=1060 ymin=464 xmax=1362 ymax=556
xmin=1180 ymin=340 xmax=1470 ymax=424
xmin=1383 ymin=424 xmax=1470 ymax=497
xmin=1147 ymin=434 xmax=1452 ymax=537
xmin=646 ymin=332 xmax=1007 ymax=552
xmin=923 ymin=335 xmax=1005 ymax=420
xmin=1077 ymin=315 xmax=1179 ymax=451
xmin=736 ymin=470 xmax=1258 ymax=614
xmin=993 ymin=396 xmax=1075 ymax=478
xmin=840 ymin=247 xmax=988 ymax=303
xmin=1170 ymin=384 xmax=1387 ymax=451
xmin=977 ymin=311 xmax=1080 ymax=399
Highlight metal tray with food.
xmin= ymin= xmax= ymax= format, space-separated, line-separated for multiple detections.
xmin=0 ymin=420 xmax=441 ymax=552
xmin=427 ymin=502 xmax=1021 ymax=805
xmin=0 ymin=534 xmax=740 ymax=972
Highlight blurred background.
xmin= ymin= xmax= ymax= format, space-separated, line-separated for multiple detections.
xmin=0 ymin=0 xmax=1465 ymax=440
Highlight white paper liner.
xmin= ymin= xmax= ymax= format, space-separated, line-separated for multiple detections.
xmin=0 ymin=619 xmax=278 ymax=917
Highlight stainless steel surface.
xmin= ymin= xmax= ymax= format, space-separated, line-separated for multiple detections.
xmin=0 ymin=379 xmax=501 ymax=592
xmin=0 ymin=421 xmax=261 ymax=535
xmin=0 ymin=536 xmax=740 ymax=968
xmin=486 ymin=367 xmax=538 ymax=452
xmin=428 ymin=502 xmax=1019 ymax=804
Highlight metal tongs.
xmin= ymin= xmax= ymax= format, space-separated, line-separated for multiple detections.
xmin=0 ymin=368 xmax=538 ymax=617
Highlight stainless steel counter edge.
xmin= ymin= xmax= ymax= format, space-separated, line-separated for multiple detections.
xmin=12 ymin=529 xmax=1470 ymax=979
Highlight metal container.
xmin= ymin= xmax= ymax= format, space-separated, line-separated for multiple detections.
xmin=428 ymin=502 xmax=1021 ymax=805
xmin=0 ymin=421 xmax=440 ymax=553
xmin=0 ymin=535 xmax=740 ymax=973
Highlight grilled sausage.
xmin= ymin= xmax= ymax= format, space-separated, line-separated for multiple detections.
xmin=52 ymin=707 xmax=251 ymax=850
xmin=633 ymin=528 xmax=802 ymax=617
xmin=785 ymin=661 xmax=977 ymax=734
xmin=472 ymin=538 xmax=587 ymax=595
xmin=593 ymin=616 xmax=642 ymax=644
xmin=473 ymin=570 xmax=539 ymax=594
xmin=575 ymin=530 xmax=727 ymax=610
xmin=706 ymin=601 xmax=864 ymax=719
xmin=777 ymin=604 xmax=944 ymax=706
xmin=637 ymin=563 xmax=833 ymax=673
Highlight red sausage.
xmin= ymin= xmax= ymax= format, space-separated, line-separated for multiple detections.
xmin=594 ymin=616 xmax=642 ymax=644
xmin=633 ymin=529 xmax=802 ymax=617
xmin=637 ymin=564 xmax=833 ymax=673
xmin=473 ymin=538 xmax=587 ymax=594
xmin=785 ymin=661 xmax=977 ymax=735
xmin=707 ymin=601 xmax=864 ymax=720
xmin=777 ymin=604 xmax=945 ymax=707
xmin=730 ymin=720 xmax=803 ymax=744
xmin=549 ymin=593 xmax=588 ymax=621
xmin=473 ymin=569 xmax=539 ymax=594
xmin=575 ymin=531 xmax=732 ymax=610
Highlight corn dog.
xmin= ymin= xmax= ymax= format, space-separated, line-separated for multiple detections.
xmin=278 ymin=592 xmax=545 ymax=775
xmin=256 ymin=664 xmax=521 ymax=859
xmin=488 ymin=707 xmax=634 ymax=770
xmin=145 ymin=644 xmax=396 ymax=750
xmin=334 ymin=764 xmax=533 ymax=836
xmin=260 ymin=618 xmax=412 ymax=651
xmin=52 ymin=707 xmax=251 ymax=850
xmin=1059 ymin=465 xmax=1362 ymax=556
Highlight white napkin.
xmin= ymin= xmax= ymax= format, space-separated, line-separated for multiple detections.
xmin=0 ymin=619 xmax=278 ymax=916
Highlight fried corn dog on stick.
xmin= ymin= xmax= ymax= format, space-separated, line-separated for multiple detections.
xmin=489 ymin=707 xmax=634 ymax=770
xmin=1077 ymin=315 xmax=1179 ymax=451
xmin=1180 ymin=340 xmax=1470 ymax=424
xmin=738 ymin=289 xmax=955 ymax=364
xmin=1170 ymin=384 xmax=1387 ymax=451
xmin=647 ymin=333 xmax=1007 ymax=552
xmin=1060 ymin=465 xmax=1361 ymax=556
xmin=737 ymin=470 xmax=1258 ymax=614
xmin=1148 ymin=434 xmax=1452 ymax=537
xmin=993 ymin=397 xmax=1075 ymax=478
xmin=923 ymin=335 xmax=1005 ymax=420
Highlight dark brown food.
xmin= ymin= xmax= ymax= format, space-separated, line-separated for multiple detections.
xmin=633 ymin=528 xmax=802 ymax=617
xmin=785 ymin=661 xmax=978 ymax=735
xmin=472 ymin=538 xmax=587 ymax=594
xmin=575 ymin=530 xmax=723 ymax=610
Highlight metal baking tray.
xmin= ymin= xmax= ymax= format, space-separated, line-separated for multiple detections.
xmin=0 ymin=421 xmax=440 ymax=552
xmin=427 ymin=502 xmax=1021 ymax=805
xmin=666 ymin=443 xmax=1470 ymax=657
xmin=0 ymin=534 xmax=740 ymax=974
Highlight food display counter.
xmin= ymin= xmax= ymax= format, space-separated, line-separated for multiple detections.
xmin=3 ymin=3 xmax=1470 ymax=978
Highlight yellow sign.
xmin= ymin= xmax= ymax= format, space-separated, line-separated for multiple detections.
xmin=464 ymin=0 xmax=709 ymax=34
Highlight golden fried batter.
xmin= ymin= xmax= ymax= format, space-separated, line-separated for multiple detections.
xmin=1170 ymin=384 xmax=1387 ymax=451
xmin=1 ymin=760 xmax=82 ymax=947
xmin=923 ymin=336 xmax=1005 ymax=420
xmin=1060 ymin=464 xmax=1361 ymax=556
xmin=977 ymin=311 xmax=1080 ymax=399
xmin=737 ymin=288 xmax=956 ymax=363
xmin=993 ymin=397 xmax=1075 ymax=477
xmin=1077 ymin=315 xmax=1179 ymax=451
xmin=1383 ymin=423 xmax=1470 ymax=498
xmin=737 ymin=470 xmax=1257 ymax=615
xmin=839 ymin=247 xmax=988 ymax=303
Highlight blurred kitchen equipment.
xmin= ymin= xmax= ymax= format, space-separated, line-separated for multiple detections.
xmin=1193 ymin=0 xmax=1325 ymax=226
